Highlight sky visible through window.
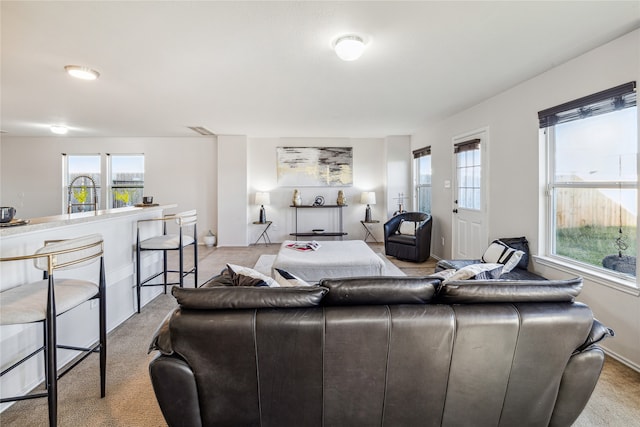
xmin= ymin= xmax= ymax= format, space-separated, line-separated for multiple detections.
xmin=555 ymin=107 xmax=637 ymax=215
xmin=68 ymin=155 xmax=100 ymax=174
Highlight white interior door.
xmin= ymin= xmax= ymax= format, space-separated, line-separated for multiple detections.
xmin=452 ymin=129 xmax=488 ymax=259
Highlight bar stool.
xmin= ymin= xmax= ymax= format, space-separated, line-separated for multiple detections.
xmin=0 ymin=234 xmax=106 ymax=427
xmin=136 ymin=210 xmax=197 ymax=313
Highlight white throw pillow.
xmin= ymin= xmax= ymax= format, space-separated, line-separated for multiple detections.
xmin=273 ymin=268 xmax=313 ymax=287
xmin=481 ymin=240 xmax=524 ymax=274
xmin=428 ymin=269 xmax=457 ymax=280
xmin=399 ymin=221 xmax=417 ymax=235
xmin=443 ymin=263 xmax=503 ymax=284
xmin=226 ymin=263 xmax=279 ymax=287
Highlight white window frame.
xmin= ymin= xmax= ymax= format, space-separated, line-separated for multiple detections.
xmin=413 ymin=146 xmax=432 ymax=214
xmin=540 ymin=82 xmax=638 ymax=291
xmin=107 ymin=153 xmax=145 ymax=208
xmin=62 ymin=153 xmax=102 ymax=213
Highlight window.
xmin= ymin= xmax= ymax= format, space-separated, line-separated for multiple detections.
xmin=540 ymin=82 xmax=637 ymax=279
xmin=454 ymin=139 xmax=481 ymax=210
xmin=108 ymin=154 xmax=144 ymax=208
xmin=64 ymin=154 xmax=101 ymax=213
xmin=413 ymin=146 xmax=431 ymax=214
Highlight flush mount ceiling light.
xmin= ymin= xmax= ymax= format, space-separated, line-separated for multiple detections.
xmin=64 ymin=65 xmax=100 ymax=80
xmin=334 ymin=35 xmax=366 ymax=61
xmin=50 ymin=125 xmax=69 ymax=135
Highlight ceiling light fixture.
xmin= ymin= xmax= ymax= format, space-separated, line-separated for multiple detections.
xmin=50 ymin=125 xmax=69 ymax=135
xmin=334 ymin=35 xmax=366 ymax=61
xmin=64 ymin=65 xmax=100 ymax=80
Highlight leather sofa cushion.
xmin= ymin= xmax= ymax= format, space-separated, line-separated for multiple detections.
xmin=320 ymin=276 xmax=439 ymax=305
xmin=172 ymin=285 xmax=328 ymax=309
xmin=436 ymin=277 xmax=582 ymax=303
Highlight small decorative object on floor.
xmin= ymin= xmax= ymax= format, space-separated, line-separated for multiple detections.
xmin=292 ymin=189 xmax=302 ymax=206
xmin=313 ymin=196 xmax=325 ymax=206
xmin=337 ymin=190 xmax=345 ymax=206
xmin=204 ymin=230 xmax=216 ymax=247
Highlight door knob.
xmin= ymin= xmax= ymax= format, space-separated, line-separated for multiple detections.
xmin=453 ymin=209 xmax=458 ymax=213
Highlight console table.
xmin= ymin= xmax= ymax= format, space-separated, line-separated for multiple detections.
xmin=290 ymin=205 xmax=347 ymax=240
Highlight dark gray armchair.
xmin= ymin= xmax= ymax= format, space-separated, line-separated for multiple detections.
xmin=384 ymin=212 xmax=432 ymax=262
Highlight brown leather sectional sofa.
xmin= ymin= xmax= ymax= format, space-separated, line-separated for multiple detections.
xmin=149 ymin=275 xmax=612 ymax=427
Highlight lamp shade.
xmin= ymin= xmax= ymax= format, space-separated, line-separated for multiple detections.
xmin=360 ymin=192 xmax=376 ymax=205
xmin=255 ymin=192 xmax=270 ymax=206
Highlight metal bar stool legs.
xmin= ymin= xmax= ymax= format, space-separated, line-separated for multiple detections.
xmin=0 ymin=234 xmax=106 ymax=427
xmin=136 ymin=210 xmax=198 ymax=313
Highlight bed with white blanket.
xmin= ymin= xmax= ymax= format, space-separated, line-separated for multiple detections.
xmin=272 ymin=240 xmax=386 ymax=282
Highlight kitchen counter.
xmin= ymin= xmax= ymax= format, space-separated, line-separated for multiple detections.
xmin=0 ymin=204 xmax=176 ymax=237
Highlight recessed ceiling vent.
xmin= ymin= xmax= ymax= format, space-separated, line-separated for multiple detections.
xmin=188 ymin=126 xmax=216 ymax=136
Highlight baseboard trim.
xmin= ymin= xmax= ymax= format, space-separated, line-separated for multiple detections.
xmin=603 ymin=346 xmax=640 ymax=373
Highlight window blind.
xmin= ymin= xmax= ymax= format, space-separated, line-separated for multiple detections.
xmin=413 ymin=146 xmax=431 ymax=158
xmin=538 ymin=81 xmax=636 ymax=128
xmin=453 ymin=139 xmax=480 ymax=153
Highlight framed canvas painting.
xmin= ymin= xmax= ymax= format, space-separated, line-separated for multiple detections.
xmin=277 ymin=147 xmax=353 ymax=187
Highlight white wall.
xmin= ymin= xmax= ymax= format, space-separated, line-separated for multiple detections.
xmin=217 ymin=135 xmax=249 ymax=246
xmin=246 ymin=137 xmax=389 ymax=243
xmin=385 ymin=135 xmax=412 ymax=217
xmin=413 ymin=29 xmax=640 ymax=370
xmin=0 ymin=136 xmax=217 ymax=239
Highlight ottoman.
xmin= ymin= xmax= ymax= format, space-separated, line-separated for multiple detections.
xmin=272 ymin=240 xmax=385 ymax=282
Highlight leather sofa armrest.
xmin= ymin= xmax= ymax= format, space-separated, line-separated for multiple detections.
xmin=148 ymin=309 xmax=176 ymax=355
xmin=149 ymin=354 xmax=203 ymax=427
xmin=384 ymin=215 xmax=402 ymax=237
xmin=575 ymin=318 xmax=614 ymax=353
xmin=550 ymin=319 xmax=613 ymax=426
xmin=549 ymin=347 xmax=606 ymax=427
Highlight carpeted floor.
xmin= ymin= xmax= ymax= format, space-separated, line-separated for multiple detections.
xmin=1 ymin=243 xmax=639 ymax=426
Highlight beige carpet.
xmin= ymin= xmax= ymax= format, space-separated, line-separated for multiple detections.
xmin=1 ymin=244 xmax=639 ymax=426
xmin=0 ymin=294 xmax=174 ymax=426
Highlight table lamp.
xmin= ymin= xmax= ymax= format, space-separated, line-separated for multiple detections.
xmin=361 ymin=192 xmax=376 ymax=222
xmin=255 ymin=192 xmax=270 ymax=224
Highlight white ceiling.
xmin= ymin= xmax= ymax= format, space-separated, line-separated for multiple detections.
xmin=1 ymin=1 xmax=639 ymax=138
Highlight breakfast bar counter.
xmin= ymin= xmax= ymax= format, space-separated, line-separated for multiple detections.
xmin=0 ymin=205 xmax=175 ymax=237
xmin=0 ymin=204 xmax=177 ymax=407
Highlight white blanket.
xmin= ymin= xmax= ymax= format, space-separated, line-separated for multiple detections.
xmin=272 ymin=240 xmax=386 ymax=282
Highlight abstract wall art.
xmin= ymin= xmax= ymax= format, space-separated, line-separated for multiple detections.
xmin=277 ymin=147 xmax=353 ymax=187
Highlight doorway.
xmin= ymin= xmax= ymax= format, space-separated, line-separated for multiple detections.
xmin=452 ymin=128 xmax=489 ymax=259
